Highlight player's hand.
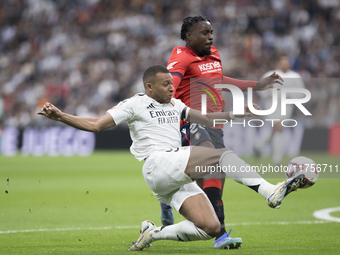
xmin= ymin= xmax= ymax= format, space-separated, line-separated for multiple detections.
xmin=234 ymin=104 xmax=260 ymax=118
xmin=37 ymin=102 xmax=63 ymax=121
xmin=256 ymin=72 xmax=283 ymax=91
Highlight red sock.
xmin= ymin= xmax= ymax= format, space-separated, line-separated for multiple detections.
xmin=203 ymin=178 xmax=222 ymax=190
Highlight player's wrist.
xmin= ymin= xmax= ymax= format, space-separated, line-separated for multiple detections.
xmin=229 ymin=111 xmax=237 ymax=120
xmin=59 ymin=112 xmax=67 ymax=122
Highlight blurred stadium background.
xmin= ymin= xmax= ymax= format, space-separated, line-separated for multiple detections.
xmin=0 ymin=0 xmax=339 ymax=156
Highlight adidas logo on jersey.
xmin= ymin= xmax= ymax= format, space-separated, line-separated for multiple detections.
xmin=147 ymin=103 xmax=156 ymax=109
xmin=177 ymin=48 xmax=182 ymax=54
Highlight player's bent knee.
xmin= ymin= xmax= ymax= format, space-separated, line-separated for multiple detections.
xmin=216 ymin=148 xmax=231 ymax=157
xmin=201 ymin=221 xmax=221 ymax=237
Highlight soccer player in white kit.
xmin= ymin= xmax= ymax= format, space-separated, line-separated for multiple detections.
xmin=255 ymin=55 xmax=305 ymax=165
xmin=38 ymin=65 xmax=306 ymax=251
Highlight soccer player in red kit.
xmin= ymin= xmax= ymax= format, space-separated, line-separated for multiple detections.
xmin=161 ymin=16 xmax=283 ymax=249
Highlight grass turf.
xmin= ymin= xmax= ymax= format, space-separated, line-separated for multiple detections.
xmin=1 ymin=151 xmax=339 ymax=254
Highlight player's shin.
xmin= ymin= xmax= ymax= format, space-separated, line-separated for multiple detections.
xmin=219 ymin=151 xmax=275 ymax=199
xmin=151 ymin=220 xmax=213 ymax=242
xmin=202 ymin=178 xmax=225 ymax=239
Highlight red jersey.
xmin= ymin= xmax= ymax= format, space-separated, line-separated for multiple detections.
xmin=167 ymin=45 xmax=257 ymax=114
xmin=167 ymin=45 xmax=224 ymax=113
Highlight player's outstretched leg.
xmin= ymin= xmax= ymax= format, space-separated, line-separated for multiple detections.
xmin=218 ymin=150 xmax=305 ymax=208
xmin=128 ymin=219 xmax=215 ymax=251
xmin=187 ymin=147 xmax=306 ymax=210
xmin=129 ymin=193 xmax=220 ymax=251
xmin=160 ymin=202 xmax=174 ymax=226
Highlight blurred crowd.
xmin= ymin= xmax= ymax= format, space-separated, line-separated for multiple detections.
xmin=0 ymin=0 xmax=339 ymax=129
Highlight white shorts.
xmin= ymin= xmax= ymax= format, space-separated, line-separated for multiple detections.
xmin=142 ymin=147 xmax=204 ymax=212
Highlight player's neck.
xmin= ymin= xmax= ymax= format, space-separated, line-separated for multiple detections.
xmin=185 ymin=44 xmax=206 ymax=57
xmin=145 ymin=93 xmax=163 ymax=104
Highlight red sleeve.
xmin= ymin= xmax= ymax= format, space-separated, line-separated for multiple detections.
xmin=167 ymin=47 xmax=189 ymax=78
xmin=222 ymin=76 xmax=257 ymax=91
xmin=172 ymin=74 xmax=182 ymax=94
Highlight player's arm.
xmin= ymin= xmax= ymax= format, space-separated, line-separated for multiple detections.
xmin=186 ymin=104 xmax=259 ymax=127
xmin=167 ymin=47 xmax=188 ymax=93
xmin=171 ymin=74 xmax=182 ymax=95
xmin=222 ymin=72 xmax=283 ymax=92
xmin=37 ymin=102 xmax=115 ymax=132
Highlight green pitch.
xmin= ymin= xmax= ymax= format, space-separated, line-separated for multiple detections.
xmin=1 ymin=151 xmax=339 ymax=254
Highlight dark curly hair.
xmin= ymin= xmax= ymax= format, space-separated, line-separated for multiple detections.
xmin=180 ymin=16 xmax=211 ymax=41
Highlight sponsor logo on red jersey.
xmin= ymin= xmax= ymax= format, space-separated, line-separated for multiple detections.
xmin=198 ymin=61 xmax=221 ymax=72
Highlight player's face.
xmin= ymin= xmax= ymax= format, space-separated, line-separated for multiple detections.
xmin=187 ymin=21 xmax=213 ymax=56
xmin=150 ymin=72 xmax=174 ymax=104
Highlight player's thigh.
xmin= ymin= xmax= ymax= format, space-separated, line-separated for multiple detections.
xmin=197 ymin=140 xmax=215 ymax=148
xmin=185 ymin=146 xmax=230 ymax=178
xmin=179 ymin=193 xmax=220 ymax=234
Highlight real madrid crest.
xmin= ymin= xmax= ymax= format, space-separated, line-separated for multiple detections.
xmin=169 ymin=99 xmax=175 ymax=107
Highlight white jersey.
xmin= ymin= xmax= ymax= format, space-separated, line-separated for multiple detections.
xmin=263 ymin=69 xmax=304 ymax=87
xmin=107 ymin=93 xmax=189 ymax=161
xmin=258 ymin=69 xmax=305 ymax=119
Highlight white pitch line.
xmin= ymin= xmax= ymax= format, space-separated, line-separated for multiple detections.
xmin=114 ymin=225 xmax=140 ymax=229
xmin=0 ymin=226 xmax=114 ymax=234
xmin=0 ymin=220 xmax=333 ymax=234
xmin=229 ymin=220 xmax=329 ymax=226
xmin=313 ymin=207 xmax=340 ymax=222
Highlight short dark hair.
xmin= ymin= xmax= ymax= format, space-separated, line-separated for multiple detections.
xmin=143 ymin=65 xmax=170 ymax=85
xmin=180 ymin=16 xmax=211 ymax=41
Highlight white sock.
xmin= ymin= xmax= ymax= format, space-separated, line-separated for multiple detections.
xmin=219 ymin=151 xmax=275 ymax=199
xmin=258 ymin=180 xmax=276 ymax=199
xmin=152 ymin=221 xmax=212 ymax=242
xmin=272 ymin=132 xmax=283 ymax=165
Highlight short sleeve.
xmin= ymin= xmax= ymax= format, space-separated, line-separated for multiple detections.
xmin=167 ymin=47 xmax=189 ymax=79
xmin=174 ymin=98 xmax=190 ymax=121
xmin=107 ymin=98 xmax=134 ymax=125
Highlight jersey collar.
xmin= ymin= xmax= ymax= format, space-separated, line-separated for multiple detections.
xmin=145 ymin=94 xmax=169 ymax=106
xmin=185 ymin=44 xmax=206 ymax=57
